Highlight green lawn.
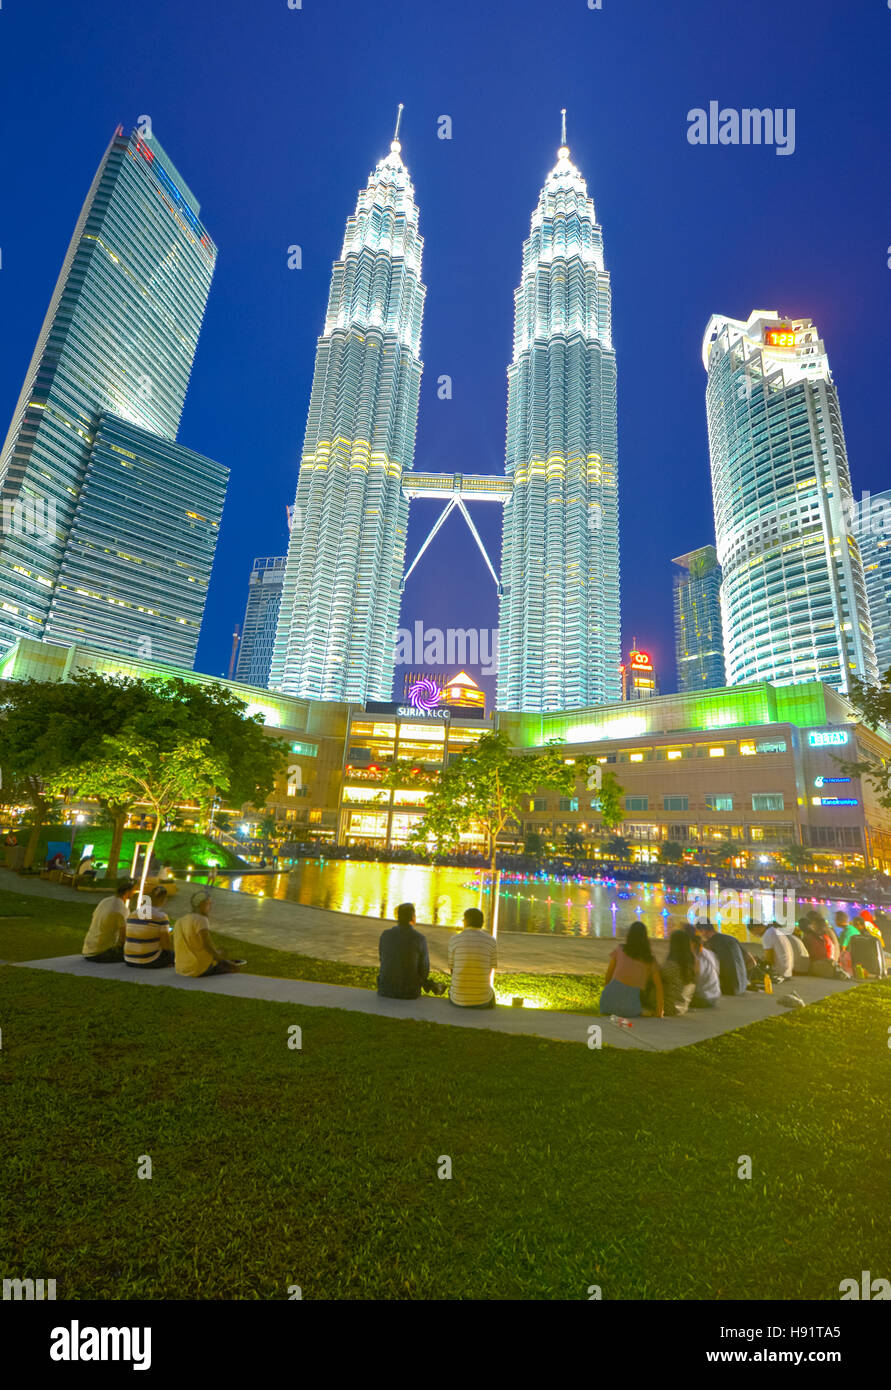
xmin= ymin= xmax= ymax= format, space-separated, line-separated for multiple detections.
xmin=1 ymin=965 xmax=889 ymax=1299
xmin=0 ymin=888 xmax=605 ymax=1013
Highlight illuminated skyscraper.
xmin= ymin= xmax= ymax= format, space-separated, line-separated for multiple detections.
xmin=703 ymin=310 xmax=877 ymax=694
xmin=236 ymin=556 xmax=287 ymax=687
xmin=672 ymin=545 xmax=725 ymax=691
xmin=0 ymin=125 xmax=224 ymax=666
xmin=270 ymin=110 xmax=426 ymax=700
xmin=498 ymin=116 xmax=621 ymax=711
xmin=858 ymin=488 xmax=891 ymax=678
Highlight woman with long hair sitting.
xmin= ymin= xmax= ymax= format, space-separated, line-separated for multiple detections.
xmin=659 ymin=929 xmax=697 ymax=1016
xmin=599 ymin=920 xmax=664 ymax=1018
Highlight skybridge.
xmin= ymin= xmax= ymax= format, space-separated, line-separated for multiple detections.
xmin=400 ymin=473 xmax=512 ymax=593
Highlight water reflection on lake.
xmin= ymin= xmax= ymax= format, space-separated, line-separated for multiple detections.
xmin=190 ymin=859 xmax=866 ymax=940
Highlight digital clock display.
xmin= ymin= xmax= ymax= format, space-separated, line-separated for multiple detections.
xmin=765 ymin=327 xmax=796 ymax=348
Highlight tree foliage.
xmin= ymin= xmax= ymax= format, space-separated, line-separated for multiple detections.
xmin=836 ymin=673 xmax=891 ymax=809
xmin=411 ymin=731 xmax=575 ymax=869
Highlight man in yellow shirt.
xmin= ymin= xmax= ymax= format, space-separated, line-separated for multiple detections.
xmin=174 ymin=891 xmax=240 ymax=978
xmin=448 ymin=907 xmax=498 ymax=1008
xmin=81 ymin=880 xmax=138 ymax=962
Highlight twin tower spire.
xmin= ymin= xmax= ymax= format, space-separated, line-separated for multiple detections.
xmin=269 ymin=110 xmax=620 ymax=714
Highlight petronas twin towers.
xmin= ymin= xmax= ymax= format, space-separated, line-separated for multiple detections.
xmin=270 ymin=112 xmax=620 ymax=713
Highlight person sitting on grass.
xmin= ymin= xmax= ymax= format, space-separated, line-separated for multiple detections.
xmin=378 ymin=902 xmax=446 ymax=999
xmin=659 ymin=930 xmax=697 ymax=1016
xmin=599 ymin=921 xmax=664 ymax=1018
xmin=688 ymin=931 xmax=721 ymax=1007
xmin=786 ymin=924 xmax=811 ymax=975
xmin=124 ymin=886 xmax=175 ymax=970
xmin=81 ymin=879 xmax=138 ymax=963
xmin=74 ymin=854 xmax=97 ymax=885
xmin=801 ymin=917 xmax=838 ymax=979
xmin=174 ymin=891 xmax=240 ymax=978
xmin=749 ymin=920 xmax=794 ymax=980
xmin=448 ymin=906 xmax=497 ymax=1009
xmin=699 ymin=920 xmax=748 ymax=996
xmin=835 ymin=910 xmax=858 ymax=950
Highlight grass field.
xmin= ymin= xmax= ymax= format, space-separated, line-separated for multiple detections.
xmin=2 ymin=890 xmax=890 ymax=1300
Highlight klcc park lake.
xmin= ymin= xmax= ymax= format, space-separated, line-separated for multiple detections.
xmin=187 ymin=858 xmax=873 ymax=940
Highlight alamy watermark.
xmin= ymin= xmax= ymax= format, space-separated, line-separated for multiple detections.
xmin=394 ymin=620 xmax=498 ymax=675
xmin=688 ymin=879 xmax=796 ymax=929
xmin=687 ymin=103 xmax=795 ymax=156
xmin=1 ymin=497 xmax=57 ymax=544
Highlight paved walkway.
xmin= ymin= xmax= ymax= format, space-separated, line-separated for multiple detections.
xmin=12 ymin=953 xmax=861 ymax=1051
xmin=0 ymin=868 xmax=627 ymax=973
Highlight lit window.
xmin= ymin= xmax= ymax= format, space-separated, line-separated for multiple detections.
xmin=708 ymin=747 xmax=725 ymax=758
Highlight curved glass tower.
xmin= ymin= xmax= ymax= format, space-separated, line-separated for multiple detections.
xmin=498 ymin=121 xmax=620 ymax=711
xmin=703 ymin=310 xmax=877 ymax=694
xmin=270 ymin=115 xmax=426 ymax=700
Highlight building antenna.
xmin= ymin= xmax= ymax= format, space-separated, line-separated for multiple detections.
xmin=561 ymin=108 xmax=567 ymax=146
xmin=393 ymin=103 xmax=404 ymax=141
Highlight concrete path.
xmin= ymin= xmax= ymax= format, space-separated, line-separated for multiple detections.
xmin=12 ymin=954 xmax=862 ymax=1051
xmin=0 ymin=867 xmax=627 ymax=973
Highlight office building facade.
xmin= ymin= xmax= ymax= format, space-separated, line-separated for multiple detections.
xmin=499 ymin=124 xmax=621 ymax=711
xmin=673 ymin=545 xmax=725 ymax=691
xmin=235 ymin=556 xmax=287 ymax=687
xmin=703 ymin=310 xmax=877 ymax=694
xmin=270 ymin=121 xmax=426 ymax=702
xmin=0 ymin=125 xmax=223 ymax=666
xmin=858 ymin=487 xmax=891 ymax=679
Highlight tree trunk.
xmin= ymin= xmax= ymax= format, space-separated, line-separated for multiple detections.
xmin=137 ymin=812 xmax=163 ymax=902
xmin=106 ymin=807 xmax=128 ymax=882
xmin=23 ymin=783 xmax=47 ymax=869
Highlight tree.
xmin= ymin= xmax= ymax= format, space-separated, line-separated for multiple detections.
xmin=524 ymin=830 xmax=545 ymax=858
xmin=783 ymin=844 xmax=814 ymax=871
xmin=658 ymin=840 xmax=684 ymax=865
xmin=603 ymin=834 xmax=632 ymax=861
xmin=50 ymin=733 xmax=228 ymax=900
xmin=48 ymin=674 xmax=287 ymax=878
xmin=836 ymin=673 xmax=891 ymax=809
xmin=590 ymin=769 xmax=625 ymax=837
xmin=411 ymin=732 xmax=575 ymax=930
xmin=0 ymin=674 xmax=153 ymax=869
xmin=708 ymin=838 xmax=738 ymax=867
xmin=564 ymin=828 xmax=585 ymax=856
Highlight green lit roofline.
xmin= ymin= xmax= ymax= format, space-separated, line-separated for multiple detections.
xmin=0 ymin=639 xmax=351 ymax=738
xmin=495 ymin=680 xmax=856 ymax=747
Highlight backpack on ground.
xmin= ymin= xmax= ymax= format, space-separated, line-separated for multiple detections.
xmin=850 ymin=933 xmax=887 ymax=978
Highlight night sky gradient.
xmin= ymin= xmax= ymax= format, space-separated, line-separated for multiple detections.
xmin=1 ymin=0 xmax=889 ymax=700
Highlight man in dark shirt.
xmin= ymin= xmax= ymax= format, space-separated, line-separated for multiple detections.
xmin=699 ymin=921 xmax=748 ymax=996
xmin=378 ymin=902 xmax=446 ymax=999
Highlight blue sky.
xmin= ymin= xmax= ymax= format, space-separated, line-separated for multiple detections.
xmin=1 ymin=0 xmax=889 ymax=697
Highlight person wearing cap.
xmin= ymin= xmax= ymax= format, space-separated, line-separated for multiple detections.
xmin=81 ymin=879 xmax=139 ymax=962
xmin=173 ymin=890 xmax=240 ymax=978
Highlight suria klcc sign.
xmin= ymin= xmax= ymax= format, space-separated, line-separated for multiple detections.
xmin=397 ymin=678 xmax=450 ymax=720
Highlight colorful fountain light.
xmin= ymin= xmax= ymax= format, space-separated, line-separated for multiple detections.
xmin=407 ymin=677 xmax=441 ymax=711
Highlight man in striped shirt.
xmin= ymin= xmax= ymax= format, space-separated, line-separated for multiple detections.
xmin=448 ymin=907 xmax=497 ymax=1009
xmin=124 ymin=886 xmax=174 ymax=969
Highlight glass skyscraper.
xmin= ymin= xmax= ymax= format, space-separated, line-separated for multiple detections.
xmin=236 ymin=555 xmax=287 ymax=687
xmin=498 ymin=122 xmax=620 ymax=711
xmin=672 ymin=545 xmax=726 ymax=691
xmin=270 ymin=117 xmax=426 ymax=701
xmin=0 ymin=124 xmax=225 ymax=666
xmin=703 ymin=310 xmax=877 ymax=694
xmin=858 ymin=487 xmax=891 ymax=679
